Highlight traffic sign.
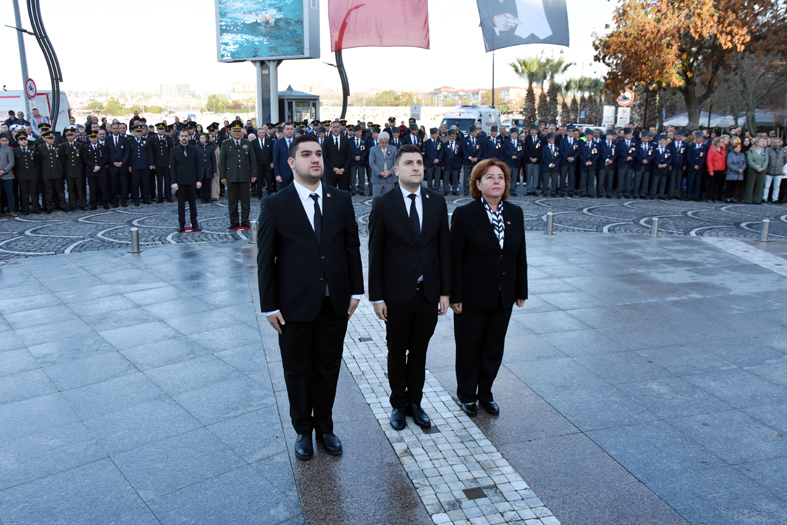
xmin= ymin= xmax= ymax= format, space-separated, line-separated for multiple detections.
xmin=617 ymin=89 xmax=633 ymax=107
xmin=25 ymin=78 xmax=37 ymax=99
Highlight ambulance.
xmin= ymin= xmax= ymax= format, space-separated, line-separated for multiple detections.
xmin=0 ymin=90 xmax=73 ymax=134
xmin=440 ymin=105 xmax=501 ymax=135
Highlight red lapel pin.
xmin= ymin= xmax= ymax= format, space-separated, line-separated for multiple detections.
xmin=326 ymin=193 xmax=331 ymax=197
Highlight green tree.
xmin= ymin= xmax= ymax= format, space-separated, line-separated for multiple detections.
xmin=105 ymin=97 xmax=122 ymax=111
xmin=206 ymin=93 xmax=231 ymax=113
xmin=85 ymin=101 xmax=104 ymax=111
xmin=146 ymin=105 xmax=165 ymax=114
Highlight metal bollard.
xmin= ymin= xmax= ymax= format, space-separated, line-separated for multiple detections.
xmin=129 ymin=227 xmax=142 ymax=254
xmin=545 ymin=212 xmax=555 ymax=235
xmin=249 ymin=220 xmax=259 ymax=244
xmin=651 ymin=217 xmax=659 ymax=238
xmin=760 ymin=219 xmax=770 ymax=242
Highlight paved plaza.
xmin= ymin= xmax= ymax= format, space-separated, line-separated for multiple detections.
xmin=0 ymin=196 xmax=786 ymax=524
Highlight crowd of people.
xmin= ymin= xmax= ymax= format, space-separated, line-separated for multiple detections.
xmin=2 ymin=108 xmax=786 ymax=227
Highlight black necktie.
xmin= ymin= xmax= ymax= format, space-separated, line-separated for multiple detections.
xmin=408 ymin=193 xmax=420 ymax=242
xmin=310 ymin=193 xmax=321 ymax=243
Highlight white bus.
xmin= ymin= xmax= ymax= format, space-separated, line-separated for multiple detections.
xmin=440 ymin=105 xmax=501 ymax=135
xmin=0 ymin=91 xmax=73 ymax=134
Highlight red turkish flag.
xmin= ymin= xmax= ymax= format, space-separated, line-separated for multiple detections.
xmin=328 ymin=0 xmax=430 ymax=52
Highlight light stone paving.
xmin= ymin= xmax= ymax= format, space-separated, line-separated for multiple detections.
xmin=343 ymin=298 xmax=560 ymax=525
xmin=703 ymin=237 xmax=787 ymax=278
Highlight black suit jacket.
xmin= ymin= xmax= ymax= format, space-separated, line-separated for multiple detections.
xmin=169 ymin=145 xmax=200 ymax=185
xmin=257 ymin=183 xmax=364 ymax=321
xmin=323 ymin=134 xmax=352 ymax=176
xmin=368 ymin=186 xmax=451 ymax=304
xmin=449 ymin=199 xmax=528 ymax=310
xmin=251 ymin=135 xmax=272 ymax=166
xmin=105 ymin=134 xmax=129 ymax=165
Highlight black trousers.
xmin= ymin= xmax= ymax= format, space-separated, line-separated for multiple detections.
xmin=107 ymin=165 xmax=127 ymax=205
xmin=131 ymin=168 xmax=151 ymax=203
xmin=44 ymin=178 xmax=65 ymax=211
xmin=424 ymin=166 xmax=440 ymax=190
xmin=560 ymin=164 xmax=576 ymax=195
xmin=88 ymin=173 xmax=109 ymax=207
xmin=199 ymin=178 xmax=212 ymax=202
xmin=257 ymin=164 xmax=274 ymax=196
xmin=279 ymin=297 xmax=348 ymax=435
xmin=386 ymin=285 xmax=438 ymax=408
xmin=155 ymin=166 xmax=172 ymax=202
xmin=227 ymin=181 xmax=250 ymax=226
xmin=18 ymin=179 xmax=39 ymax=212
xmin=707 ymin=172 xmax=725 ymax=201
xmin=454 ymin=298 xmax=513 ymax=404
xmin=579 ymin=169 xmax=596 ymax=196
xmin=176 ymin=183 xmax=198 ymax=228
xmin=66 ymin=176 xmax=86 ymax=208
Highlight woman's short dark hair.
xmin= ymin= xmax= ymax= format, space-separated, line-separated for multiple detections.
xmin=289 ymin=133 xmax=319 ymax=157
xmin=199 ymin=133 xmax=209 ymax=142
xmin=469 ymin=158 xmax=511 ymax=201
xmin=394 ymin=144 xmax=421 ymax=166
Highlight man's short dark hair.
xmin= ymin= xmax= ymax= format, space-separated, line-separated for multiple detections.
xmin=283 ymin=122 xmax=294 ymax=128
xmin=394 ymin=144 xmax=421 ymax=166
xmin=289 ymin=133 xmax=319 ymax=158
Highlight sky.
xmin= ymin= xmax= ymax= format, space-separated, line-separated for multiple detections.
xmin=0 ymin=0 xmax=616 ymax=95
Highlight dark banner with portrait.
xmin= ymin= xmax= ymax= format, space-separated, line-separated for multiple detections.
xmin=477 ymin=0 xmax=569 ymax=52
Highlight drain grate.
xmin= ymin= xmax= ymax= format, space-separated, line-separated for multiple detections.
xmin=462 ymin=487 xmax=486 ymax=500
xmin=359 ymin=337 xmax=373 ymax=342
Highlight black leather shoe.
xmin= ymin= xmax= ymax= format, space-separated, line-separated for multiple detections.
xmin=482 ymin=401 xmax=500 ymax=415
xmin=460 ymin=403 xmax=478 ymax=417
xmin=390 ymin=407 xmax=406 ymax=430
xmin=294 ymin=432 xmax=313 ymax=460
xmin=191 ymin=224 xmax=202 ymax=232
xmin=406 ymin=404 xmax=431 ymax=428
xmin=178 ymin=226 xmax=186 ymax=233
xmin=316 ymin=433 xmax=342 ymax=456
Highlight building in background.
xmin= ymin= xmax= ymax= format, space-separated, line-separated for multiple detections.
xmin=160 ymin=84 xmax=190 ymax=97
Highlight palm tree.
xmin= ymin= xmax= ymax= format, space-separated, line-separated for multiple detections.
xmin=509 ymin=57 xmax=546 ymax=89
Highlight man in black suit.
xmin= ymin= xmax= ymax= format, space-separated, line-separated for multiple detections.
xmin=257 ymin=134 xmax=363 ymax=460
xmin=106 ymin=123 xmax=129 ymax=207
xmin=323 ymin=120 xmax=351 ymax=190
xmin=251 ymin=126 xmax=274 ymax=197
xmin=368 ymin=144 xmax=451 ymax=431
xmin=170 ymin=130 xmax=202 ymax=232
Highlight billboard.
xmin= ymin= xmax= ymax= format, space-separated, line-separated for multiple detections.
xmin=215 ymin=0 xmax=320 ymax=62
xmin=476 ymin=0 xmax=569 ymax=52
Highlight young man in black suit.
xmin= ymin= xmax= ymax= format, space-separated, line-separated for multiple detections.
xmin=323 ymin=120 xmax=352 ymax=190
xmin=368 ymin=144 xmax=451 ymax=431
xmin=170 ymin=130 xmax=202 ymax=232
xmin=257 ymin=134 xmax=364 ymax=460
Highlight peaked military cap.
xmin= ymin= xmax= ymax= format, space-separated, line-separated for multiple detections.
xmin=87 ymin=129 xmax=99 ymax=138
xmin=42 ymin=130 xmax=55 ymax=138
xmin=229 ymin=120 xmax=244 ymax=131
xmin=15 ymin=130 xmax=28 ymax=140
xmin=429 ymin=127 xmax=438 ymax=134
xmin=39 ymin=122 xmax=51 ymax=131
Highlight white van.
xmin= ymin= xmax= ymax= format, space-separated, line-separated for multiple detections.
xmin=0 ymin=91 xmax=73 ymax=134
xmin=440 ymin=105 xmax=501 ymax=135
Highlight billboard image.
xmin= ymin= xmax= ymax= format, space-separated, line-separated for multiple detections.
xmin=217 ymin=0 xmax=313 ymax=61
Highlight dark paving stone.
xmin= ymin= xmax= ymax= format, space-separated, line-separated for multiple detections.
xmin=683 ymin=368 xmax=787 ymax=409
xmin=587 ymin=420 xmax=726 ymax=484
xmin=545 ymin=479 xmax=689 ymax=525
xmin=0 ymin=393 xmax=81 ymax=442
xmin=147 ymin=465 xmax=301 ymax=525
xmin=99 ymin=320 xmax=181 ymax=350
xmin=574 ymin=350 xmax=674 ymax=385
xmin=141 ymin=296 xmax=214 ymax=319
xmin=0 ymin=421 xmax=106 ymax=490
xmin=186 ymin=324 xmax=262 ymax=352
xmin=120 ymin=336 xmax=210 ymax=371
xmin=27 ymin=333 xmax=116 ymax=367
xmin=251 ymin=451 xmax=300 ymax=504
xmin=648 ymin=465 xmax=787 ymax=525
xmin=0 ymin=459 xmax=158 ymax=525
xmin=504 ymin=357 xmax=609 ymax=398
xmin=742 ymin=402 xmax=787 ymax=433
xmin=15 ymin=317 xmax=96 ymax=347
xmin=173 ymin=376 xmax=276 ymax=426
xmin=0 ymin=349 xmax=40 ymax=376
xmin=668 ymin=410 xmax=787 ymax=464
xmin=545 ymin=383 xmax=660 ymax=431
xmin=540 ymin=328 xmax=628 ymax=357
xmin=208 ymin=408 xmax=288 ymax=463
xmin=616 ymin=376 xmax=732 ymax=419
xmin=637 ymin=343 xmax=738 ymax=376
xmin=0 ymin=368 xmax=58 ymax=405
xmin=144 ymin=354 xmax=243 ymax=396
xmin=511 ymin=310 xmax=591 ymax=334
xmin=112 ymin=428 xmax=246 ymax=501
xmin=43 ymin=351 xmax=137 ymax=391
xmin=61 ymin=373 xmax=166 ymax=420
xmin=83 ymin=397 xmax=202 ymax=455
xmin=736 ymin=456 xmax=787 ymax=503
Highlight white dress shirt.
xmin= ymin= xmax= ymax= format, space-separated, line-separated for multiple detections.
xmin=262 ymin=179 xmax=362 ymax=316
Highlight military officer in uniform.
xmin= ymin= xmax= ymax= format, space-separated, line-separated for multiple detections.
xmin=37 ymin=130 xmax=67 ymax=213
xmin=219 ymin=120 xmax=257 ymax=230
xmin=502 ymin=128 xmax=524 ymax=195
xmin=62 ymin=128 xmax=87 ymax=210
xmin=423 ymin=127 xmax=444 ymax=192
xmin=461 ymin=125 xmax=483 ymax=196
xmin=82 ymin=129 xmax=110 ymax=210
xmin=127 ymin=125 xmax=155 ymax=206
xmin=442 ymin=129 xmax=463 ymax=196
xmin=13 ymin=131 xmax=41 ymax=214
xmin=152 ymin=122 xmax=174 ymax=203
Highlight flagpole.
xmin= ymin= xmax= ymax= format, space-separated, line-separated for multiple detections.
xmin=491 ymin=52 xmax=495 ymax=108
xmin=335 ymin=50 xmax=349 ymax=120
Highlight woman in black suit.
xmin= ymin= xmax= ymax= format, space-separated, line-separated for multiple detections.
xmin=450 ymin=158 xmax=528 ymax=417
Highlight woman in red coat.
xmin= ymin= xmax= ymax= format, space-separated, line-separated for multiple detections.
xmin=706 ymin=135 xmax=729 ymax=202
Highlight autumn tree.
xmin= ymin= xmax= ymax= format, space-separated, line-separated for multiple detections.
xmin=594 ymin=0 xmax=786 ymax=130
